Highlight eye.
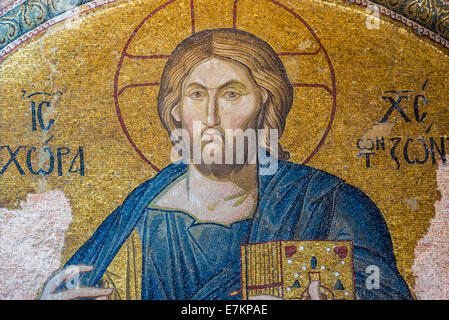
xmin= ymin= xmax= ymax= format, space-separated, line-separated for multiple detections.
xmin=224 ymin=91 xmax=241 ymax=100
xmin=189 ymin=91 xmax=204 ymax=99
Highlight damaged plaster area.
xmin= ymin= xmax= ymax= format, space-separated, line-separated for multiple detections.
xmin=361 ymin=121 xmax=394 ymax=140
xmin=413 ymin=161 xmax=449 ymax=299
xmin=0 ymin=191 xmax=72 ymax=299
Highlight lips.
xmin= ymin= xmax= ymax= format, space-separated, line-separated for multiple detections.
xmin=201 ymin=128 xmax=224 ymax=141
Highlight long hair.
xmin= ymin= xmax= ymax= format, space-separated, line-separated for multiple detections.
xmin=157 ymin=28 xmax=293 ymax=160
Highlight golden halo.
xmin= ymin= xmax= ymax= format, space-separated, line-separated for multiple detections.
xmin=114 ymin=0 xmax=336 ymax=171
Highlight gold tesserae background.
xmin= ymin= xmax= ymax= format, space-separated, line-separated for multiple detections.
xmin=0 ymin=0 xmax=448 ymax=299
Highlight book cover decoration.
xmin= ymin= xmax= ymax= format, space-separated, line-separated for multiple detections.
xmin=240 ymin=240 xmax=355 ymax=300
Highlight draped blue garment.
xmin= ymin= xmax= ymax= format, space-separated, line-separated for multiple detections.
xmin=64 ymin=160 xmax=413 ymax=300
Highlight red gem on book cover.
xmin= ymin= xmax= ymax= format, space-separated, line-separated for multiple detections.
xmin=285 ymin=245 xmax=297 ymax=258
xmin=334 ymin=246 xmax=348 ymax=259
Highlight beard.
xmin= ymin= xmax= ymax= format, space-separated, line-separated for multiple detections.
xmin=189 ymin=126 xmax=258 ymax=179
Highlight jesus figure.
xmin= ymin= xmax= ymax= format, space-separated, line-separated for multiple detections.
xmin=39 ymin=28 xmax=412 ymax=300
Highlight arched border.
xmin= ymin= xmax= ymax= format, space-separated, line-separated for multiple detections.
xmin=0 ymin=0 xmax=449 ymax=64
xmin=1 ymin=0 xmax=449 ymax=62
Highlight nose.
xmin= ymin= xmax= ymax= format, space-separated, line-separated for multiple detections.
xmin=205 ymin=94 xmax=220 ymax=127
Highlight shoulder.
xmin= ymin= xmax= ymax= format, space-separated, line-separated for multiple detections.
xmin=121 ymin=162 xmax=188 ymax=205
xmin=275 ymin=160 xmax=345 ymax=198
xmin=284 ymin=162 xmax=394 ymax=258
xmin=278 ymin=161 xmax=391 ymax=240
xmin=277 ymin=160 xmax=377 ymax=211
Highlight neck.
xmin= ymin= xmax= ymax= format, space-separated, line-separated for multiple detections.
xmin=186 ymin=162 xmax=258 ymax=202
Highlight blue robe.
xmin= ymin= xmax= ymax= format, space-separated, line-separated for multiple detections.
xmin=64 ymin=160 xmax=413 ymax=300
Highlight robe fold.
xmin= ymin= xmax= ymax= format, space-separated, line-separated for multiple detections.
xmin=64 ymin=160 xmax=413 ymax=300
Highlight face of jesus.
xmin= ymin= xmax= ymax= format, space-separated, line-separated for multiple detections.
xmin=171 ymin=57 xmax=268 ymax=177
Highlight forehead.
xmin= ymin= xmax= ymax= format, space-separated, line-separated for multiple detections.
xmin=183 ymin=57 xmax=256 ymax=89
